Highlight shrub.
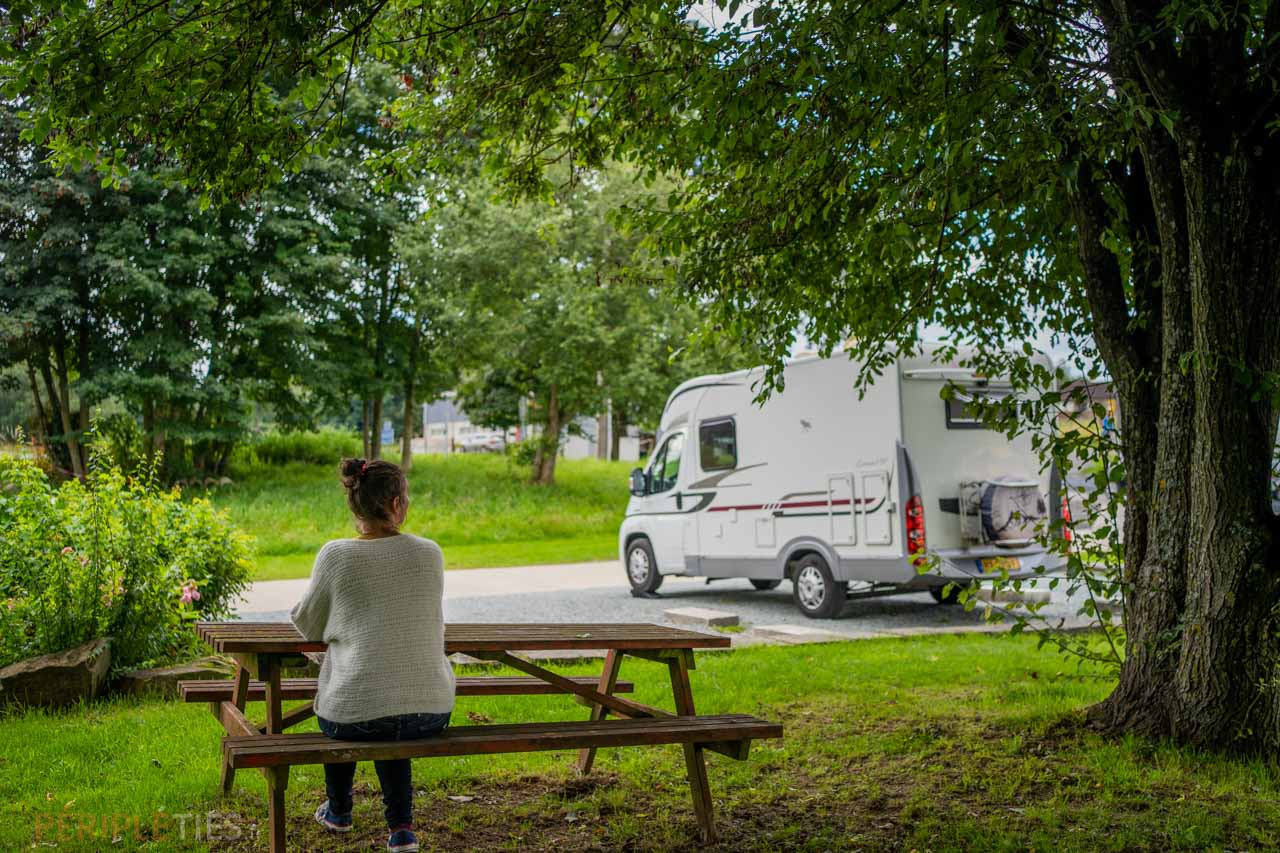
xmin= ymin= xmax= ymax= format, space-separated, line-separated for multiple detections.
xmin=0 ymin=454 xmax=252 ymax=671
xmin=504 ymin=438 xmax=539 ymax=468
xmin=230 ymin=428 xmax=363 ymax=470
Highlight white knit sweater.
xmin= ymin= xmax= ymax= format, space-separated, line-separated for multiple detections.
xmin=290 ymin=534 xmax=456 ymax=723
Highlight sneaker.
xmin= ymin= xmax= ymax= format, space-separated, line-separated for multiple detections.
xmin=314 ymin=801 xmax=353 ymax=832
xmin=387 ymin=826 xmax=420 ymax=852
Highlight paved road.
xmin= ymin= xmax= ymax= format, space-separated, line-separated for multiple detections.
xmin=235 ymin=560 xmax=1103 ymax=645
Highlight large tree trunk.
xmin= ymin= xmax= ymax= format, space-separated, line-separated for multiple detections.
xmin=1167 ymin=144 xmax=1280 ymax=750
xmin=1089 ymin=124 xmax=1280 ymax=752
xmin=1091 ymin=134 xmax=1193 ymax=738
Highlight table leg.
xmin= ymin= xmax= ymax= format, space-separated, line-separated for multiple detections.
xmin=262 ymin=655 xmax=284 ymax=734
xmin=668 ymin=652 xmax=716 ymax=843
xmin=220 ymin=666 xmax=251 ymax=794
xmin=577 ymin=649 xmax=623 ymax=775
xmin=265 ymin=766 xmax=289 ymax=853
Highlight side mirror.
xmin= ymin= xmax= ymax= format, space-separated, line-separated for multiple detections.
xmin=629 ymin=467 xmax=648 ymax=497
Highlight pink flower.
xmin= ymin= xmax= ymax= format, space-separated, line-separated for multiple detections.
xmin=4 ymin=599 xmax=14 ymax=612
xmin=180 ymin=582 xmax=201 ymax=604
xmin=78 ymin=556 xmax=90 ymax=567
xmin=60 ymin=546 xmax=74 ymax=556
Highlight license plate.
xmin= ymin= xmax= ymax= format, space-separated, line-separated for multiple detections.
xmin=979 ymin=557 xmax=1021 ymax=573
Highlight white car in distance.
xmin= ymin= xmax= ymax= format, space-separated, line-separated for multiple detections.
xmin=457 ymin=431 xmax=507 ymax=453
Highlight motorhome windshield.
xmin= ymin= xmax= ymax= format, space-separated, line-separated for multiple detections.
xmin=649 ymin=432 xmax=685 ymax=492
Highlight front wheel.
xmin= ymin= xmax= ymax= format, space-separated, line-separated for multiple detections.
xmin=750 ymin=579 xmax=782 ymax=591
xmin=791 ymin=554 xmax=846 ymax=619
xmin=625 ymin=538 xmax=663 ymax=594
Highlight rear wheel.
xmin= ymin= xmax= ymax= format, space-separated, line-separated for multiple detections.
xmin=929 ymin=582 xmax=972 ymax=605
xmin=750 ymin=579 xmax=782 ymax=591
xmin=791 ymin=554 xmax=846 ymax=619
xmin=625 ymin=538 xmax=663 ymax=594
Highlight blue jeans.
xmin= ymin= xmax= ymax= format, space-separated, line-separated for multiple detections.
xmin=317 ymin=711 xmax=451 ymax=829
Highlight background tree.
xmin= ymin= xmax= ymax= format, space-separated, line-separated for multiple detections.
xmin=0 ymin=105 xmax=339 ymax=479
xmin=437 ymin=175 xmax=612 ymax=484
xmin=304 ymin=65 xmax=423 ymax=460
xmin=391 ymin=213 xmax=488 ymax=469
xmin=0 ymin=103 xmax=131 ymax=478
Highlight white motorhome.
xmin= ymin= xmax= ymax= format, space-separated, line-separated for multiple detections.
xmin=618 ymin=345 xmax=1065 ymax=617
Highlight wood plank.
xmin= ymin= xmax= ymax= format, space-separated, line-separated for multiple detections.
xmin=230 ymin=714 xmax=755 ymax=748
xmin=277 ymin=701 xmax=315 ymax=731
xmin=217 ymin=700 xmax=258 ymax=738
xmin=180 ymin=676 xmax=637 ymax=703
xmin=220 ymin=667 xmax=252 ymax=794
xmin=668 ymin=652 xmax=715 ymax=842
xmin=194 ymin=621 xmax=731 ymax=654
xmin=470 ymin=652 xmax=642 ymax=720
xmin=265 ymin=767 xmax=288 ymax=853
xmin=577 ymin=649 xmax=623 ymax=775
xmin=225 ymin=715 xmax=782 ymax=769
xmin=262 ymin=656 xmax=283 ymax=734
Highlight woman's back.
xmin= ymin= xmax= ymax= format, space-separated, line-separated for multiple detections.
xmin=291 ymin=533 xmax=455 ymax=723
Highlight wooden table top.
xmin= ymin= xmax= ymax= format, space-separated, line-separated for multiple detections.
xmin=195 ymin=621 xmax=732 ymax=655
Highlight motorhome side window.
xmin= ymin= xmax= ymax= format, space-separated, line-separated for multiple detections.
xmin=698 ymin=418 xmax=737 ymax=470
xmin=944 ymin=389 xmax=999 ymax=430
xmin=650 ymin=432 xmax=685 ymax=493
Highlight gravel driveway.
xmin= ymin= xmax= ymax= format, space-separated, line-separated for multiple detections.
xmin=237 ymin=563 xmax=1105 ymax=648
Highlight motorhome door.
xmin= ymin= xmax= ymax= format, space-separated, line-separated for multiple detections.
xmin=645 ymin=430 xmax=694 ymax=571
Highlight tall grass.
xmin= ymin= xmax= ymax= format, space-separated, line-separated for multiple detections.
xmin=229 ymin=428 xmax=363 ymax=468
xmin=202 ymin=454 xmax=631 ymax=578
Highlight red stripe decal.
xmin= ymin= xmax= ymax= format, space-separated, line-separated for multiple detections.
xmin=707 ymin=498 xmax=876 ymax=513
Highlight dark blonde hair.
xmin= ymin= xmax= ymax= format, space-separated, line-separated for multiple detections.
xmin=339 ymin=458 xmax=408 ymax=525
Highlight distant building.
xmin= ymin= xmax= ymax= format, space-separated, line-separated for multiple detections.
xmin=417 ymin=392 xmax=642 ymax=461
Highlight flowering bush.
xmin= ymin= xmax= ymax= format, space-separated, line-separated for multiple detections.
xmin=0 ymin=454 xmax=252 ymax=671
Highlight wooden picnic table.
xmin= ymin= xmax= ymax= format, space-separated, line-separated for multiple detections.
xmin=189 ymin=620 xmax=759 ymax=849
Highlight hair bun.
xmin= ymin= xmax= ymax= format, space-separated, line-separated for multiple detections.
xmin=339 ymin=458 xmax=366 ymax=488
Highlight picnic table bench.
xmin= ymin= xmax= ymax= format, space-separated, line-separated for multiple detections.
xmin=185 ymin=621 xmax=781 ymax=851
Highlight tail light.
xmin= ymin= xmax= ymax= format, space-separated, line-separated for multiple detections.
xmin=1060 ymin=495 xmax=1073 ymax=543
xmin=906 ymin=494 xmax=926 ymax=566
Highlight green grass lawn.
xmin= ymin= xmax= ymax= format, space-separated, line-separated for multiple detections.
xmin=3 ymin=634 xmax=1278 ymax=851
xmin=199 ymin=455 xmax=632 ymax=581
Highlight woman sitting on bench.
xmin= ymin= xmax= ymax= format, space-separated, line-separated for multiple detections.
xmin=290 ymin=458 xmax=455 ymax=853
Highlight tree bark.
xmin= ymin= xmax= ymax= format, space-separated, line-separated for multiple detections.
xmin=401 ymin=312 xmax=425 ymax=470
xmin=76 ymin=288 xmax=91 ymax=472
xmin=37 ymin=352 xmax=73 ymax=476
xmin=51 ymin=339 xmax=85 ymax=480
xmin=370 ymin=392 xmax=384 ymax=459
xmin=25 ymin=359 xmax=49 ymax=445
xmin=401 ymin=377 xmax=416 ymax=470
xmin=611 ymin=408 xmax=625 ymax=461
xmin=1167 ymin=141 xmax=1280 ymax=751
xmin=361 ymin=397 xmax=372 ymax=459
xmin=1091 ymin=133 xmax=1193 ymax=738
xmin=533 ymin=384 xmax=562 ymax=485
